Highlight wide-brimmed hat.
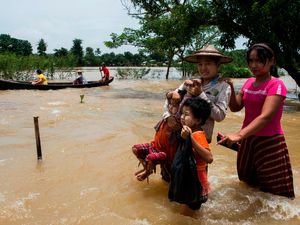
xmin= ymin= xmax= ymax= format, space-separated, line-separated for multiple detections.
xmin=77 ymin=70 xmax=82 ymax=73
xmin=184 ymin=45 xmax=233 ymax=64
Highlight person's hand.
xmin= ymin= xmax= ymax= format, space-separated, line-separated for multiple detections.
xmin=192 ymin=78 xmax=202 ymax=86
xmin=181 ymin=125 xmax=192 ymax=139
xmin=168 ymin=104 xmax=179 ymax=115
xmin=184 ymin=79 xmax=193 ymax=86
xmin=166 ymin=91 xmax=173 ymax=100
xmin=217 ymin=132 xmax=242 ymax=146
xmin=166 ymin=91 xmax=181 ymax=101
xmin=185 ymin=79 xmax=202 ymax=96
xmin=219 ymin=77 xmax=234 ymax=87
xmin=171 ymin=91 xmax=181 ymax=101
xmin=167 ymin=116 xmax=182 ymax=131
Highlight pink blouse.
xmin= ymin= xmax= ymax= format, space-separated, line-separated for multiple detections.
xmin=241 ymin=77 xmax=286 ymax=136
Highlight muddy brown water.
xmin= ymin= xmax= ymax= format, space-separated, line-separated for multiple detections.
xmin=0 ymin=69 xmax=300 ymax=224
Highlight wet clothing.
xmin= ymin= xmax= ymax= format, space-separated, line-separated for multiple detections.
xmin=191 ymin=131 xmax=211 ymax=197
xmin=238 ymin=135 xmax=294 ymax=198
xmin=163 ymin=76 xmax=231 ymax=143
xmin=241 ymin=77 xmax=286 ymax=136
xmin=133 ymin=120 xmax=178 ymax=174
xmin=238 ymin=77 xmax=294 ymax=198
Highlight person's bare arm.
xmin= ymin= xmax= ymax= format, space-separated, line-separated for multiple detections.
xmin=218 ymin=95 xmax=284 ymax=144
xmin=181 ymin=125 xmax=213 ymax=164
xmin=224 ymin=78 xmax=244 ymax=112
xmin=191 ymin=136 xmax=213 ymax=164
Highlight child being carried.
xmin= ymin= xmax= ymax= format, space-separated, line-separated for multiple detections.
xmin=132 ymin=90 xmax=183 ymax=182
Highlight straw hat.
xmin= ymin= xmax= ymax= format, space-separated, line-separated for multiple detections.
xmin=184 ymin=45 xmax=233 ymax=64
xmin=77 ymin=70 xmax=82 ymax=74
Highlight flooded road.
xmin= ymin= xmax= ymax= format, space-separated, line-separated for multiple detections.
xmin=0 ymin=69 xmax=300 ymax=225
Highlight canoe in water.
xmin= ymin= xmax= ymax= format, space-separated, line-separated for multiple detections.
xmin=0 ymin=77 xmax=114 ymax=90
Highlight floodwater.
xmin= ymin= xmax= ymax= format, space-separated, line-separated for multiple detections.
xmin=0 ymin=68 xmax=300 ymax=225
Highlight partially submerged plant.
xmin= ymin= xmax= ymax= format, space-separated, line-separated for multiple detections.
xmin=80 ymin=94 xmax=84 ymax=103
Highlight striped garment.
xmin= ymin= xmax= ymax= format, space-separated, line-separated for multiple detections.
xmin=132 ymin=143 xmax=167 ymax=164
xmin=237 ymin=135 xmax=295 ymax=198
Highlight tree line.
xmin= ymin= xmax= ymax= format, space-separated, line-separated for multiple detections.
xmin=0 ymin=33 xmax=250 ymax=80
xmin=0 ymin=34 xmax=174 ymax=80
xmin=0 ymin=34 xmax=171 ymax=74
xmin=105 ymin=0 xmax=299 ymax=85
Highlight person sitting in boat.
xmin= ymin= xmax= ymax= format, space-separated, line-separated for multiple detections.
xmin=73 ymin=70 xmax=87 ymax=85
xmin=99 ymin=63 xmax=110 ymax=82
xmin=31 ymin=69 xmax=48 ymax=85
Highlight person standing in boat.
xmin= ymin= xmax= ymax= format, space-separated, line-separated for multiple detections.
xmin=31 ymin=69 xmax=48 ymax=85
xmin=73 ymin=70 xmax=87 ymax=84
xmin=218 ymin=43 xmax=295 ymax=198
xmin=99 ymin=63 xmax=110 ymax=82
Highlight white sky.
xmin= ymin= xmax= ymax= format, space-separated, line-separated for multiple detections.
xmin=0 ymin=0 xmax=139 ymax=53
xmin=0 ymin=0 xmax=246 ymax=54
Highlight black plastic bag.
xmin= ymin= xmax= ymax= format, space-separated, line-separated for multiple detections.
xmin=168 ymin=134 xmax=202 ymax=204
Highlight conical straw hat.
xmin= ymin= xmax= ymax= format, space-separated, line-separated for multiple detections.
xmin=184 ymin=45 xmax=233 ymax=64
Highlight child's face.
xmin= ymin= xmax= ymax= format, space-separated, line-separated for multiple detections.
xmin=180 ymin=106 xmax=200 ymax=129
xmin=197 ymin=57 xmax=219 ymax=81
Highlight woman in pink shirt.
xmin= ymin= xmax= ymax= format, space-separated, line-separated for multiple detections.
xmin=219 ymin=43 xmax=294 ymax=198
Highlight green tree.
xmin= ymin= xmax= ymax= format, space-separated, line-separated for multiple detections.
xmin=53 ymin=48 xmax=69 ymax=57
xmin=13 ymin=39 xmax=32 ymax=56
xmin=37 ymin=38 xmax=47 ymax=56
xmin=0 ymin=34 xmax=32 ymax=56
xmin=0 ymin=34 xmax=12 ymax=53
xmin=95 ymin=48 xmax=101 ymax=56
xmin=84 ymin=47 xmax=97 ymax=66
xmin=99 ymin=52 xmax=116 ymax=66
xmin=211 ymin=0 xmax=300 ymax=86
xmin=105 ymin=1 xmax=217 ymax=79
xmin=70 ymin=39 xmax=84 ymax=66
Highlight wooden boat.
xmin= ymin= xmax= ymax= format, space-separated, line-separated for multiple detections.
xmin=0 ymin=77 xmax=114 ymax=90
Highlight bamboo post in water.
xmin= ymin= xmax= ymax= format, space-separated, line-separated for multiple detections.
xmin=33 ymin=116 xmax=42 ymax=160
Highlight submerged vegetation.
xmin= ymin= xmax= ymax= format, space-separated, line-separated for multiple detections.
xmin=116 ymin=67 xmax=151 ymax=79
xmin=0 ymin=53 xmax=76 ymax=80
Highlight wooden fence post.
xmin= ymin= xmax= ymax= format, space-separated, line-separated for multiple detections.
xmin=33 ymin=116 xmax=42 ymax=160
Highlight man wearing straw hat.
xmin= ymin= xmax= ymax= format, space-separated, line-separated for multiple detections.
xmin=73 ymin=70 xmax=87 ymax=85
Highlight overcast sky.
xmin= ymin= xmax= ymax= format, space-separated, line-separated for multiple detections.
xmin=0 ymin=0 xmax=140 ymax=53
xmin=0 ymin=0 xmax=246 ymax=54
